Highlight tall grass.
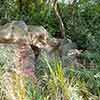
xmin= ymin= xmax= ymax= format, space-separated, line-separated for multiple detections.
xmin=37 ymin=56 xmax=98 ymax=100
xmin=0 ymin=53 xmax=99 ymax=100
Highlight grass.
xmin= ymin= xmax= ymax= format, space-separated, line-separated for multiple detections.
xmin=0 ymin=52 xmax=99 ymax=100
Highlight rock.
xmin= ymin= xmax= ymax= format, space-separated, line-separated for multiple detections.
xmin=0 ymin=21 xmax=50 ymax=100
xmin=0 ymin=21 xmax=28 ymax=43
xmin=0 ymin=21 xmax=82 ymax=69
xmin=0 ymin=44 xmax=15 ymax=70
xmin=60 ymin=39 xmax=77 ymax=67
xmin=28 ymin=25 xmax=48 ymax=48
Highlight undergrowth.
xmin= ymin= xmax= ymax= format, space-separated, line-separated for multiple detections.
xmin=0 ymin=55 xmax=99 ymax=100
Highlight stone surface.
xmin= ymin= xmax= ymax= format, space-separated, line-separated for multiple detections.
xmin=0 ymin=21 xmax=82 ymax=69
xmin=0 ymin=21 xmax=28 ymax=43
xmin=28 ymin=25 xmax=48 ymax=48
xmin=0 ymin=21 xmax=85 ymax=99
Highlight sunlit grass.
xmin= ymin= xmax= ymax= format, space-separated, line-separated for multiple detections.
xmin=38 ymin=56 xmax=98 ymax=100
xmin=0 ymin=53 xmax=99 ymax=100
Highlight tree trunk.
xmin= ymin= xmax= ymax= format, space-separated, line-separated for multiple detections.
xmin=54 ymin=1 xmax=65 ymax=38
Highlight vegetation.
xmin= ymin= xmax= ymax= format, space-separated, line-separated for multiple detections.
xmin=0 ymin=0 xmax=100 ymax=100
xmin=0 ymin=56 xmax=99 ymax=100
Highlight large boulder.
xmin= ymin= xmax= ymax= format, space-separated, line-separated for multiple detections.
xmin=61 ymin=39 xmax=78 ymax=67
xmin=28 ymin=25 xmax=48 ymax=48
xmin=36 ymin=38 xmax=79 ymax=67
xmin=0 ymin=21 xmax=50 ymax=100
xmin=0 ymin=21 xmax=28 ymax=43
xmin=0 ymin=21 xmax=82 ymax=69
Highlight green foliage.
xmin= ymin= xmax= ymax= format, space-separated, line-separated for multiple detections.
xmin=65 ymin=67 xmax=100 ymax=96
xmin=0 ymin=52 xmax=99 ymax=100
xmin=0 ymin=0 xmax=100 ymax=99
xmin=37 ymin=56 xmax=98 ymax=100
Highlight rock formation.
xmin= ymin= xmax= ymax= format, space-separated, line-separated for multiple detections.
xmin=0 ymin=21 xmax=80 ymax=100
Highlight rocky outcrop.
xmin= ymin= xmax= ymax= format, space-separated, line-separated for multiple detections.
xmin=0 ymin=21 xmax=49 ymax=100
xmin=0 ymin=21 xmax=82 ymax=70
xmin=0 ymin=21 xmax=83 ymax=99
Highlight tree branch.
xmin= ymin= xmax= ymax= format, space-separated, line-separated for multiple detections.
xmin=53 ymin=0 xmax=65 ymax=38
